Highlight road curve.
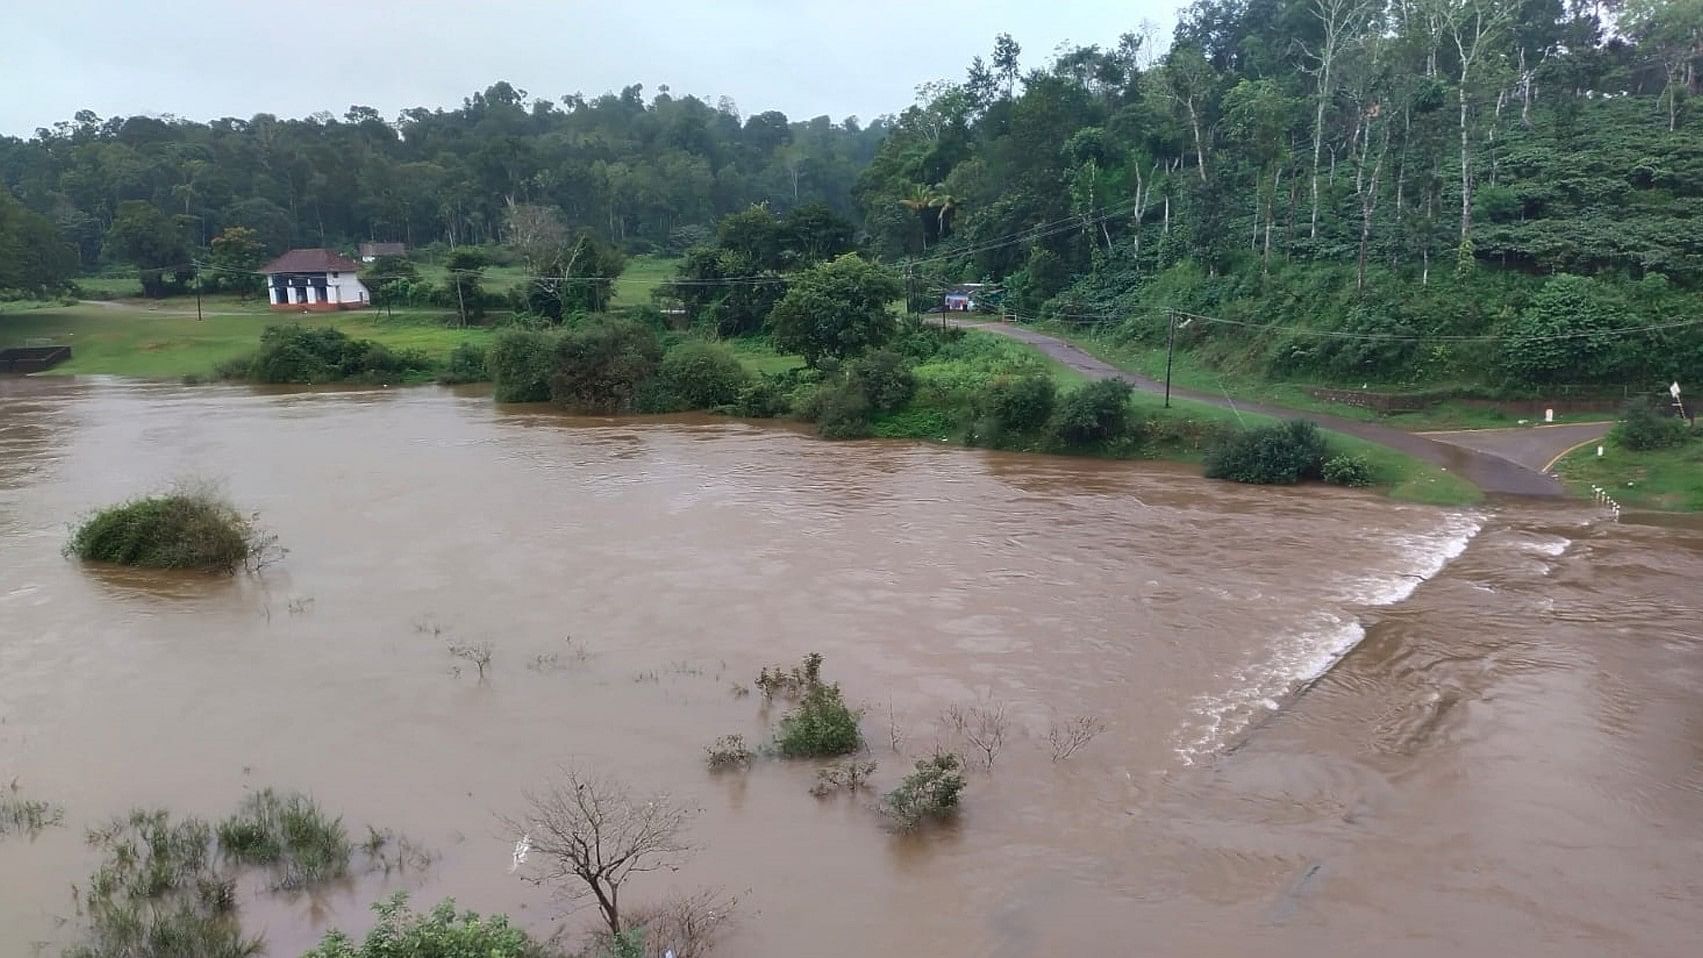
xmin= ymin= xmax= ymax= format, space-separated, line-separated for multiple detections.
xmin=960 ymin=320 xmax=1599 ymax=498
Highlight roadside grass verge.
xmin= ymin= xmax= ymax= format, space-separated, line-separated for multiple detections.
xmin=1554 ymin=436 xmax=1703 ymax=511
xmin=1032 ymin=321 xmax=1607 ymax=432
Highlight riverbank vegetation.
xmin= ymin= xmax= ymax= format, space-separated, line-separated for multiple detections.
xmin=1556 ymin=403 xmax=1703 ymax=511
xmin=67 ymin=486 xmax=272 ymax=573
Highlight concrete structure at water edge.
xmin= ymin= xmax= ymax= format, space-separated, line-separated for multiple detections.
xmin=260 ymin=249 xmax=370 ymax=311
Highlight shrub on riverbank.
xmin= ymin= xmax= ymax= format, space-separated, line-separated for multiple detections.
xmin=1612 ymin=401 xmax=1692 ymax=451
xmin=642 ymin=339 xmax=750 ymax=412
xmin=438 ymin=341 xmax=488 ymax=385
xmin=550 ymin=318 xmax=663 ymax=412
xmin=1204 ymin=420 xmax=1330 ymax=484
xmin=1322 ymin=453 xmax=1375 ymax=487
xmin=68 ymin=489 xmax=267 ymax=573
xmin=223 ymin=324 xmax=434 ymax=384
xmin=1048 ymin=379 xmax=1136 ymax=448
xmin=487 ymin=328 xmax=557 ymax=402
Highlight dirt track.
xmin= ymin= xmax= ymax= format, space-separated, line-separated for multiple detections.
xmin=961 ymin=320 xmax=1612 ymax=498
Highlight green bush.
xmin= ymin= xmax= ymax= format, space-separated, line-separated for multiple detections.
xmin=723 ymin=372 xmax=798 ymax=418
xmin=803 ymin=380 xmax=873 ymax=439
xmin=68 ymin=490 xmax=262 ymax=573
xmin=550 ymin=318 xmax=663 ymax=412
xmin=1049 ymin=379 xmax=1134 ymax=447
xmin=846 ymin=349 xmax=916 ymax=412
xmin=437 ymin=341 xmax=488 ymax=385
xmin=980 ymin=374 xmax=1057 ymax=435
xmin=775 ymin=683 xmax=863 ymax=757
xmin=1205 ymin=419 xmax=1330 ymax=484
xmin=881 ymin=752 xmax=966 ymax=830
xmin=486 ymin=329 xmax=557 ymax=402
xmin=236 ymin=324 xmax=433 ymax=385
xmin=643 ymin=340 xmax=751 ymax=412
xmin=304 ymin=893 xmax=554 ymax=958
xmin=1321 ymin=453 xmax=1375 ymax=487
xmin=1612 ymin=401 xmax=1691 ymax=451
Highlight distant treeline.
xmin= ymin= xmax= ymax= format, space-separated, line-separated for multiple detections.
xmin=0 ymin=80 xmax=883 ymax=280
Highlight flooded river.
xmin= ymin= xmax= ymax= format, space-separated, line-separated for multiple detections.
xmin=3 ymin=376 xmax=1700 ymax=957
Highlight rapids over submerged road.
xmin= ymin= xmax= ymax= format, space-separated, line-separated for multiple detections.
xmin=958 ymin=319 xmax=1612 ymax=497
xmin=2 ymin=376 xmax=1698 ymax=958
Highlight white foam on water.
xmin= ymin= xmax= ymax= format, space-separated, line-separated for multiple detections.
xmin=1520 ymin=535 xmax=1571 ymax=558
xmin=1174 ymin=513 xmax=1483 ymax=765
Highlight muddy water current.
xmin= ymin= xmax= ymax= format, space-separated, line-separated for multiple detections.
xmin=2 ymin=376 xmax=1700 ymax=957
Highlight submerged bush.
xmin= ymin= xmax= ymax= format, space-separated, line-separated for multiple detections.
xmin=1322 ymin=453 xmax=1375 ymax=487
xmin=881 ymin=752 xmax=966 ymax=830
xmin=1204 ymin=419 xmax=1330 ymax=484
xmin=1049 ymin=379 xmax=1135 ymax=447
xmin=704 ymin=734 xmax=754 ymax=772
xmin=487 ymin=328 xmax=558 ymax=403
xmin=643 ymin=339 xmax=751 ymax=412
xmin=1612 ymin=401 xmax=1691 ymax=451
xmin=769 ymin=654 xmax=861 ymax=758
xmin=438 ymin=341 xmax=489 ymax=385
xmin=550 ymin=318 xmax=663 ymax=412
xmin=304 ymin=893 xmax=554 ymax=958
xmin=216 ymin=788 xmax=352 ymax=889
xmin=775 ymin=683 xmax=863 ymax=757
xmin=68 ymin=488 xmax=267 ymax=573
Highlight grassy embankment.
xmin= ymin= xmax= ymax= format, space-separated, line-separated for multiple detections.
xmin=871 ymin=332 xmax=1479 ymax=506
xmin=1033 ymin=321 xmax=1609 ymax=432
xmin=1554 ymin=435 xmax=1703 ymax=511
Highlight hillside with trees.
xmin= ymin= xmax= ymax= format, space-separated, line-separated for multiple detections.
xmin=856 ymin=0 xmax=1703 ymax=394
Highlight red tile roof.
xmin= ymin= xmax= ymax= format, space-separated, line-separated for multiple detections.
xmin=260 ymin=248 xmax=365 ymax=274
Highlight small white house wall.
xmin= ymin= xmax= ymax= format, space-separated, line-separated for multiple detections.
xmin=326 ymin=270 xmax=369 ymax=304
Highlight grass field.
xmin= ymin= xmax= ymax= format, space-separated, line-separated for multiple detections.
xmin=0 ymin=301 xmax=492 ymax=379
xmin=1554 ymin=437 xmax=1703 ymax=511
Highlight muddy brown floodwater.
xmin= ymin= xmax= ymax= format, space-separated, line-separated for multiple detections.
xmin=2 ymin=376 xmax=1701 ymax=958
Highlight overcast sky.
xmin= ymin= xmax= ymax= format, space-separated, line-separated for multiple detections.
xmin=0 ymin=0 xmax=1175 ymax=135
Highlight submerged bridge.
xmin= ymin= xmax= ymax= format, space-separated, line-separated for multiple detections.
xmin=959 ymin=320 xmax=1610 ymax=498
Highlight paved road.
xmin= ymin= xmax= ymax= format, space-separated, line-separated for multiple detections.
xmin=961 ymin=321 xmax=1611 ymax=498
xmin=1421 ymin=423 xmax=1612 ymax=473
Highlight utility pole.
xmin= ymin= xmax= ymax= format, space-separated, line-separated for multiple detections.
xmin=194 ymin=263 xmax=204 ymax=322
xmin=1164 ymin=310 xmax=1177 ymax=408
xmin=1164 ymin=312 xmax=1193 ymax=408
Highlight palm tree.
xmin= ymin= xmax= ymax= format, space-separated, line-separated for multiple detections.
xmin=932 ymin=185 xmax=959 ymax=239
xmin=899 ymin=183 xmax=937 ymax=250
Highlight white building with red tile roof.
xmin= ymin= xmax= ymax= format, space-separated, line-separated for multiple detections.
xmin=260 ymin=248 xmax=370 ymax=311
